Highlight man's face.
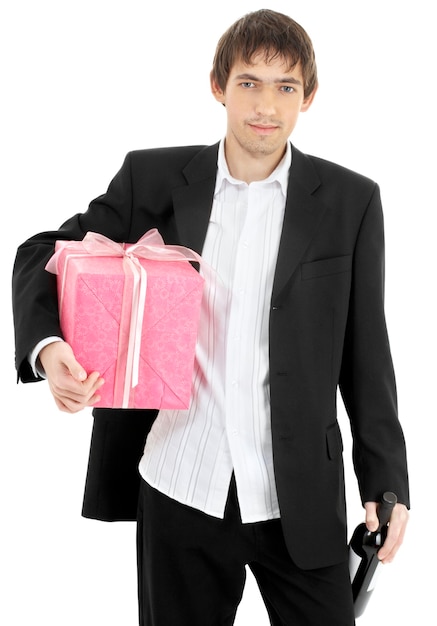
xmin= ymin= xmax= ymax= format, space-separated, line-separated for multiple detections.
xmin=211 ymin=53 xmax=315 ymax=166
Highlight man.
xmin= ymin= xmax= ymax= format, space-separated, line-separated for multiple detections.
xmin=13 ymin=9 xmax=409 ymax=625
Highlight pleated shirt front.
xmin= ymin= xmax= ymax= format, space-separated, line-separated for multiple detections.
xmin=139 ymin=140 xmax=290 ymax=522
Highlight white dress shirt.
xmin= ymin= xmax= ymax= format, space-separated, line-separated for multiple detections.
xmin=139 ymin=140 xmax=291 ymax=523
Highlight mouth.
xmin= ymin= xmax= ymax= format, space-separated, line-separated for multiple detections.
xmin=248 ymin=123 xmax=279 ymax=136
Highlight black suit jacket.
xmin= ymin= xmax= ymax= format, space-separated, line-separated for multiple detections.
xmin=13 ymin=142 xmax=409 ymax=569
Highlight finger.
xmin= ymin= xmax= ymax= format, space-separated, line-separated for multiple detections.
xmin=51 ymin=370 xmax=104 ymax=399
xmin=378 ymin=506 xmax=409 ymax=563
xmin=54 ymin=397 xmax=86 ymax=413
xmin=378 ymin=531 xmax=400 ymax=563
xmin=61 ymin=350 xmax=90 ymax=382
xmin=68 ymin=362 xmax=87 ymax=382
xmin=378 ymin=524 xmax=407 ymax=563
xmin=364 ymin=502 xmax=379 ymax=532
xmin=53 ymin=387 xmax=103 ymax=413
xmin=50 ymin=374 xmax=104 ymax=412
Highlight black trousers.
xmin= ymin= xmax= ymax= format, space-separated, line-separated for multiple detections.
xmin=136 ymin=478 xmax=355 ymax=625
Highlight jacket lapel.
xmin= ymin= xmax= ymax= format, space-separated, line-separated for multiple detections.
xmin=171 ymin=143 xmax=219 ymax=254
xmin=171 ymin=142 xmax=328 ymax=300
xmin=272 ymin=146 xmax=328 ymax=303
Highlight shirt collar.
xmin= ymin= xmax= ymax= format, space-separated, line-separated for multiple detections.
xmin=215 ymin=139 xmax=292 ymax=197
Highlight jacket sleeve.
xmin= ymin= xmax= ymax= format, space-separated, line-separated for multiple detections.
xmin=339 ymin=184 xmax=410 ymax=508
xmin=12 ymin=152 xmax=135 ymax=382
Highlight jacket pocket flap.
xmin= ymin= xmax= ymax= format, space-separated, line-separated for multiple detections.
xmin=302 ymin=255 xmax=352 ymax=280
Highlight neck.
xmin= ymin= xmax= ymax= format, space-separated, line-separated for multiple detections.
xmin=223 ymin=139 xmax=286 ymax=184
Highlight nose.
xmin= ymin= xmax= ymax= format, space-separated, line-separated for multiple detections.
xmin=254 ymin=87 xmax=276 ymax=117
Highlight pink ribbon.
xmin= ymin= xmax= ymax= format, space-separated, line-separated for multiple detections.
xmin=46 ymin=229 xmax=204 ymax=408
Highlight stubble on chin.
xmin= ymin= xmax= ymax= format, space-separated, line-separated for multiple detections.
xmin=235 ymin=135 xmax=282 ymax=158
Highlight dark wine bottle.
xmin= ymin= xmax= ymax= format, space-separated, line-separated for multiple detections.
xmin=349 ymin=491 xmax=397 ymax=618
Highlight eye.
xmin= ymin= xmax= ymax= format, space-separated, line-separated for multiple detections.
xmin=241 ymin=82 xmax=255 ymax=88
xmin=281 ymin=85 xmax=295 ymax=93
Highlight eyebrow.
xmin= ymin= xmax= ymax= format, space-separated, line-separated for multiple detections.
xmin=234 ymin=73 xmax=302 ymax=86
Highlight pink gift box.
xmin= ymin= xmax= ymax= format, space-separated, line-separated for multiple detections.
xmin=46 ymin=231 xmax=204 ymax=409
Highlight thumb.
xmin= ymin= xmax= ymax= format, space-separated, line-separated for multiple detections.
xmin=59 ymin=344 xmax=88 ymax=382
xmin=68 ymin=362 xmax=88 ymax=382
xmin=364 ymin=502 xmax=379 ymax=532
xmin=39 ymin=341 xmax=88 ymax=382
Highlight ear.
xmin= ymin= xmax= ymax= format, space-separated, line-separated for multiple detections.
xmin=300 ymin=84 xmax=318 ymax=112
xmin=210 ymin=72 xmax=226 ymax=104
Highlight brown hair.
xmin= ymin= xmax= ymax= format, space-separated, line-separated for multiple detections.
xmin=211 ymin=9 xmax=318 ymax=99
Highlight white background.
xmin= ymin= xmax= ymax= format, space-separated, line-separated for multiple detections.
xmin=1 ymin=0 xmax=435 ymax=623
